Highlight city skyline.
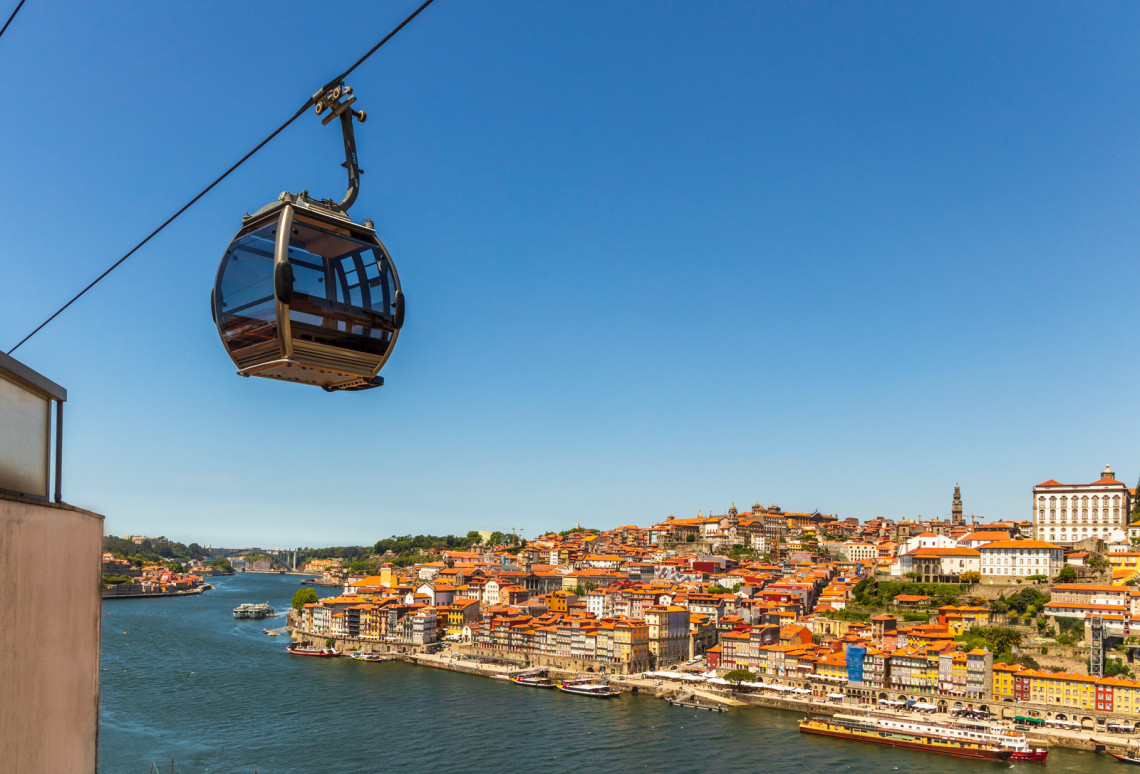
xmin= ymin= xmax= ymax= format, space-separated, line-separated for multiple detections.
xmin=2 ymin=2 xmax=1139 ymax=545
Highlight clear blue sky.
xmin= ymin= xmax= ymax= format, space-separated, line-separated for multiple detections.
xmin=2 ymin=1 xmax=1138 ymax=547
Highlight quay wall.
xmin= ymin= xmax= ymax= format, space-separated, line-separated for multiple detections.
xmin=286 ymin=625 xmax=1140 ymax=754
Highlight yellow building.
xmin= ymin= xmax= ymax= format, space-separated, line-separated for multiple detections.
xmin=992 ymin=662 xmax=1018 ymax=701
xmin=1110 ymin=553 xmax=1140 ymax=572
xmin=816 ymin=651 xmax=847 ymax=681
xmin=1000 ymin=665 xmax=1140 ymax=716
xmin=548 ymin=590 xmax=576 ymax=614
xmin=613 ymin=620 xmax=649 ymax=673
xmin=938 ymin=605 xmax=991 ymax=636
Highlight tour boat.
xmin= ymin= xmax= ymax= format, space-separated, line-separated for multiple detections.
xmin=286 ymin=644 xmax=338 ymax=657
xmin=556 ymin=680 xmax=621 ymax=698
xmin=841 ymin=713 xmax=1046 ymax=762
xmin=350 ymin=652 xmax=391 ymax=662
xmin=233 ymin=602 xmax=274 ymax=619
xmin=947 ymin=717 xmax=1048 ymax=761
xmin=1113 ymin=754 xmax=1140 ymax=765
xmin=510 ymin=674 xmax=556 ymax=688
xmin=799 ymin=716 xmax=1012 ymax=760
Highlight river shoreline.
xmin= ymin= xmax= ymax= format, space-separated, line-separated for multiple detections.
xmin=101 ymin=586 xmax=209 ymax=600
xmin=285 ymin=627 xmax=1135 ymax=755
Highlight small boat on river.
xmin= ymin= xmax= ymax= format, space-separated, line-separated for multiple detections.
xmin=286 ymin=644 xmax=338 ymax=657
xmin=556 ymin=680 xmax=621 ymax=698
xmin=350 ymin=652 xmax=393 ymax=662
xmin=510 ymin=674 xmax=556 ymax=688
xmin=1113 ymin=754 xmax=1140 ymax=765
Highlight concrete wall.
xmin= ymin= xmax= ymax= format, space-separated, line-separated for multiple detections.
xmin=0 ymin=494 xmax=103 ymax=773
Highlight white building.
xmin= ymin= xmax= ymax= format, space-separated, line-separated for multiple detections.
xmin=891 ymin=532 xmax=957 ymax=576
xmin=411 ymin=607 xmax=437 ymax=645
xmin=977 ymin=540 xmax=1065 ymax=584
xmin=586 ymin=588 xmax=615 ymax=618
xmin=843 ymin=542 xmax=878 ymax=562
xmin=956 ymin=531 xmax=1010 ymax=550
xmin=482 ymin=578 xmax=503 ymax=606
xmin=1033 ymin=465 xmax=1132 ymax=546
xmin=912 ymin=547 xmax=981 ymax=579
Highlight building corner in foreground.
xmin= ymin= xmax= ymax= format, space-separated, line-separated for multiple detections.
xmin=0 ymin=352 xmax=103 ymax=773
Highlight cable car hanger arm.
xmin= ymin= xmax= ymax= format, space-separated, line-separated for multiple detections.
xmin=303 ymin=82 xmax=366 ymax=215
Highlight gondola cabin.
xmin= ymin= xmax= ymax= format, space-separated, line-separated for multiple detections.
xmin=212 ymin=193 xmax=403 ymax=391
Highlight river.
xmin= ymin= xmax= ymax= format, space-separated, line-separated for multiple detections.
xmin=98 ymin=573 xmax=1109 ymax=773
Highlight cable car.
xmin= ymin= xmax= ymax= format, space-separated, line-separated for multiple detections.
xmin=212 ymin=83 xmax=403 ymax=391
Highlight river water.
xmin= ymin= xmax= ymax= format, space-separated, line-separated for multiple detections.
xmin=98 ymin=573 xmax=1108 ymax=773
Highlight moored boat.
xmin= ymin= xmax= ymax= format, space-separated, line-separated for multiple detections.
xmin=556 ymin=680 xmax=621 ymax=698
xmin=1113 ymin=754 xmax=1140 ymax=765
xmin=510 ymin=674 xmax=556 ymax=688
xmin=286 ymin=644 xmax=338 ymax=657
xmin=350 ymin=652 xmax=392 ymax=662
xmin=845 ymin=713 xmax=1046 ymax=762
xmin=666 ymin=697 xmax=727 ymax=712
xmin=799 ymin=716 xmax=1012 ymax=760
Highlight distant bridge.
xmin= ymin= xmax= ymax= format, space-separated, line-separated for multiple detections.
xmin=211 ymin=547 xmax=298 ymax=571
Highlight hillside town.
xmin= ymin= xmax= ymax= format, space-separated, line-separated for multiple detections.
xmin=289 ymin=466 xmax=1140 ymax=729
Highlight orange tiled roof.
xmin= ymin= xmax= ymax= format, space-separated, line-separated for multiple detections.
xmin=977 ymin=540 xmax=1061 ymax=550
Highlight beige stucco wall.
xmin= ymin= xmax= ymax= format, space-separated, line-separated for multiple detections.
xmin=0 ymin=494 xmax=103 ymax=773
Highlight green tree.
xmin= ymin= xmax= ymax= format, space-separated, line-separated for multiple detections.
xmin=1056 ymin=566 xmax=1078 ymax=583
xmin=723 ymin=669 xmax=755 ymax=684
xmin=487 ymin=531 xmax=508 ymax=546
xmin=982 ymin=627 xmax=1023 ymax=655
xmin=165 ymin=560 xmax=184 ymax=573
xmin=466 ymin=531 xmax=483 ymax=545
xmin=344 ymin=557 xmax=378 ymax=574
xmin=292 ymin=587 xmax=319 ymax=610
xmin=852 ymin=576 xmax=873 ymax=606
xmin=1106 ymin=660 xmax=1135 ymax=678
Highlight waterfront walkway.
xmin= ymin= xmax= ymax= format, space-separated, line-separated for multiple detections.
xmin=286 ymin=629 xmax=1140 ymax=754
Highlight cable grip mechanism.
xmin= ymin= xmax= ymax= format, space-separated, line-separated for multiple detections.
xmin=306 ymin=81 xmax=367 ymax=214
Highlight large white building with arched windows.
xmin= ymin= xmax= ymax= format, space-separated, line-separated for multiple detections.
xmin=1033 ymin=465 xmax=1132 ymax=546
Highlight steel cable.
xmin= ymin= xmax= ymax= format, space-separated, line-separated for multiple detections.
xmin=7 ymin=0 xmax=436 ymax=354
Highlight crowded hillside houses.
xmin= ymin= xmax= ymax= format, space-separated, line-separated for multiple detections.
xmin=294 ymin=466 xmax=1140 ymax=720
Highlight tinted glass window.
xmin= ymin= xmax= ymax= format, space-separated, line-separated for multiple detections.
xmin=217 ymin=224 xmax=278 ymax=351
xmin=286 ymin=218 xmax=396 ymax=353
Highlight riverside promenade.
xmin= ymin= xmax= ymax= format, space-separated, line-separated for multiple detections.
xmin=286 ymin=627 xmax=1137 ymax=754
xmin=620 ymin=672 xmax=1137 ymax=753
